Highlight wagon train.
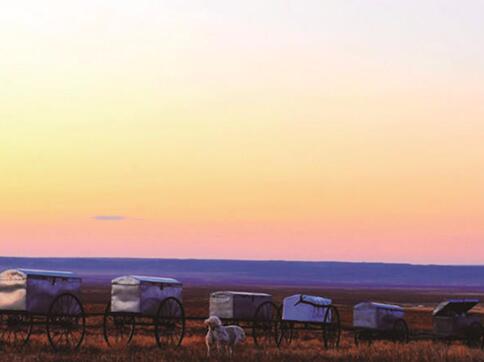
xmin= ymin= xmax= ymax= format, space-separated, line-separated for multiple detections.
xmin=0 ymin=268 xmax=85 ymax=351
xmin=278 ymin=294 xmax=341 ymax=349
xmin=1 ymin=266 xmax=484 ymax=352
xmin=209 ymin=291 xmax=280 ymax=346
xmin=103 ymin=275 xmax=184 ymax=348
xmin=353 ymin=302 xmax=409 ymax=345
xmin=432 ymin=299 xmax=483 ymax=347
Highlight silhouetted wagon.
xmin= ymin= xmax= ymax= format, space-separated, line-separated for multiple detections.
xmin=278 ymin=294 xmax=341 ymax=349
xmin=103 ymin=275 xmax=185 ymax=349
xmin=209 ymin=291 xmax=280 ymax=346
xmin=0 ymin=268 xmax=85 ymax=351
xmin=432 ymin=299 xmax=483 ymax=347
xmin=353 ymin=302 xmax=408 ymax=345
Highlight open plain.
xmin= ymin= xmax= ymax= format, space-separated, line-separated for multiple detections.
xmin=1 ymin=284 xmax=484 ymax=361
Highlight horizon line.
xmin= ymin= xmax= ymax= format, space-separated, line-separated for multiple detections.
xmin=1 ymin=255 xmax=483 ymax=268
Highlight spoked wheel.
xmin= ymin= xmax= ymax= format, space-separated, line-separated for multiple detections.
xmin=465 ymin=322 xmax=483 ymax=348
xmin=0 ymin=311 xmax=32 ymax=350
xmin=277 ymin=320 xmax=294 ymax=347
xmin=322 ymin=305 xmax=341 ymax=349
xmin=252 ymin=301 xmax=280 ymax=347
xmin=47 ymin=293 xmax=86 ymax=352
xmin=103 ymin=302 xmax=136 ymax=348
xmin=354 ymin=330 xmax=372 ymax=346
xmin=392 ymin=319 xmax=409 ymax=343
xmin=154 ymin=297 xmax=185 ymax=349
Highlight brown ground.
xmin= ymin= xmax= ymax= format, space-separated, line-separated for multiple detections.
xmin=1 ymin=284 xmax=484 ymax=361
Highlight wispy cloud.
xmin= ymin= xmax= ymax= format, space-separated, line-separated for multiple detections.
xmin=93 ymin=215 xmax=126 ymax=221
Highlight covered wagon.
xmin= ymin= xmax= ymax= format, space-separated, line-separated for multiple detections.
xmin=432 ymin=299 xmax=483 ymax=347
xmin=103 ymin=275 xmax=185 ymax=348
xmin=353 ymin=302 xmax=408 ymax=345
xmin=209 ymin=291 xmax=279 ymax=346
xmin=279 ymin=294 xmax=340 ymax=349
xmin=0 ymin=268 xmax=85 ymax=351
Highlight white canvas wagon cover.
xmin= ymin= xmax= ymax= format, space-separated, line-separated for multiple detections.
xmin=209 ymin=291 xmax=272 ymax=320
xmin=0 ymin=268 xmax=81 ymax=313
xmin=353 ymin=302 xmax=405 ymax=330
xmin=282 ymin=294 xmax=332 ymax=323
xmin=110 ymin=275 xmax=182 ymax=315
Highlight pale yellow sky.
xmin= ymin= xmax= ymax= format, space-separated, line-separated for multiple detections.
xmin=1 ymin=1 xmax=484 ymax=263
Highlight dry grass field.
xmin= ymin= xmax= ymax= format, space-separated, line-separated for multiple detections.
xmin=1 ymin=284 xmax=484 ymax=361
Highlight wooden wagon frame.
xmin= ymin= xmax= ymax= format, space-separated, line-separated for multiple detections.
xmin=432 ymin=299 xmax=483 ymax=347
xmin=2 ymin=270 xmax=483 ymax=353
xmin=102 ymin=275 xmax=185 ymax=349
xmin=0 ymin=269 xmax=86 ymax=352
xmin=277 ymin=294 xmax=341 ymax=349
xmin=352 ymin=301 xmax=409 ymax=345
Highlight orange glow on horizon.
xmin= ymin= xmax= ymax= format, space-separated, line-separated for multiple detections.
xmin=1 ymin=1 xmax=484 ymax=264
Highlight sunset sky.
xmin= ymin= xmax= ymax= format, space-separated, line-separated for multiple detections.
xmin=1 ymin=1 xmax=484 ymax=264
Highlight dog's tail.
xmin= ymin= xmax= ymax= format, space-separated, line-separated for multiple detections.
xmin=240 ymin=327 xmax=246 ymax=342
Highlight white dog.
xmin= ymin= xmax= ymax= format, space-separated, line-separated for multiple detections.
xmin=204 ymin=315 xmax=245 ymax=358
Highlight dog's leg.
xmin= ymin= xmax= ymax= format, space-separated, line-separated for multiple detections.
xmin=219 ymin=343 xmax=226 ymax=357
xmin=205 ymin=333 xmax=211 ymax=358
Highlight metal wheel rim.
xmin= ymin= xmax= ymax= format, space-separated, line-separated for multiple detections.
xmin=277 ymin=320 xmax=293 ymax=347
xmin=0 ymin=311 xmax=32 ymax=350
xmin=154 ymin=297 xmax=185 ymax=349
xmin=46 ymin=293 xmax=86 ymax=352
xmin=354 ymin=330 xmax=372 ymax=346
xmin=323 ymin=305 xmax=341 ymax=349
xmin=392 ymin=319 xmax=409 ymax=343
xmin=466 ymin=322 xmax=483 ymax=348
xmin=103 ymin=302 xmax=135 ymax=348
xmin=252 ymin=301 xmax=280 ymax=347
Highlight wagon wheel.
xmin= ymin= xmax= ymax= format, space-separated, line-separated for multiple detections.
xmin=154 ymin=297 xmax=185 ymax=349
xmin=252 ymin=301 xmax=280 ymax=347
xmin=482 ymin=327 xmax=484 ymax=350
xmin=354 ymin=329 xmax=372 ymax=346
xmin=392 ymin=319 xmax=409 ymax=343
xmin=465 ymin=322 xmax=483 ymax=348
xmin=277 ymin=320 xmax=294 ymax=347
xmin=322 ymin=305 xmax=341 ymax=349
xmin=103 ymin=302 xmax=136 ymax=348
xmin=0 ymin=311 xmax=32 ymax=350
xmin=46 ymin=293 xmax=86 ymax=352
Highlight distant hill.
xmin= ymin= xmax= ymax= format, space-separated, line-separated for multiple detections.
xmin=1 ymin=257 xmax=483 ymax=289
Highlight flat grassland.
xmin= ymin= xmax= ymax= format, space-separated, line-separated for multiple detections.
xmin=2 ymin=284 xmax=484 ymax=361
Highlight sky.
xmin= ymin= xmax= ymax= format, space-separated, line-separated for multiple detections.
xmin=1 ymin=1 xmax=484 ymax=264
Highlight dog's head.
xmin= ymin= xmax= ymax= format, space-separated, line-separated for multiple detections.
xmin=204 ymin=315 xmax=222 ymax=329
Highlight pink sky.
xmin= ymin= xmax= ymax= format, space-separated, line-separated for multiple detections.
xmin=1 ymin=1 xmax=484 ymax=264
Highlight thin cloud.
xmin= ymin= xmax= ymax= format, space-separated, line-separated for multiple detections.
xmin=93 ymin=215 xmax=126 ymax=221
